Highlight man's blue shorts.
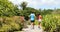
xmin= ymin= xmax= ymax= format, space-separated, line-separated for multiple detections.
xmin=31 ymin=20 xmax=35 ymax=23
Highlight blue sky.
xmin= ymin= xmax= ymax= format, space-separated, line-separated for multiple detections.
xmin=9 ymin=0 xmax=60 ymax=9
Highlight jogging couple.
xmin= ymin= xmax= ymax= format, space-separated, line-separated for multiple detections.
xmin=29 ymin=12 xmax=42 ymax=29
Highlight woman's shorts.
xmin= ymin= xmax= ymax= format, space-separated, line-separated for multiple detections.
xmin=38 ymin=19 xmax=42 ymax=22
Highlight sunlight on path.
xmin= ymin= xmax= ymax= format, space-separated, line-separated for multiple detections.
xmin=22 ymin=25 xmax=43 ymax=32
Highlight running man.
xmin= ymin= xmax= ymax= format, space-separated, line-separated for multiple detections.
xmin=37 ymin=14 xmax=42 ymax=29
xmin=29 ymin=12 xmax=35 ymax=29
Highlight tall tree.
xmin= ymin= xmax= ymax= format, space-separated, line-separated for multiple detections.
xmin=20 ymin=2 xmax=27 ymax=10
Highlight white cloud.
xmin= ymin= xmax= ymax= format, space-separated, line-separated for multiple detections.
xmin=9 ymin=0 xmax=60 ymax=9
xmin=36 ymin=0 xmax=60 ymax=6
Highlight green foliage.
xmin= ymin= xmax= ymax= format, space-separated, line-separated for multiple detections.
xmin=0 ymin=16 xmax=23 ymax=32
xmin=41 ymin=14 xmax=60 ymax=32
xmin=0 ymin=0 xmax=20 ymax=17
xmin=41 ymin=9 xmax=53 ymax=15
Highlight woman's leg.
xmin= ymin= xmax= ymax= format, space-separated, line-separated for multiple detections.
xmin=38 ymin=22 xmax=40 ymax=28
xmin=38 ymin=19 xmax=41 ymax=29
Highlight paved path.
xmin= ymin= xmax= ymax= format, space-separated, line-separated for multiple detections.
xmin=22 ymin=25 xmax=43 ymax=32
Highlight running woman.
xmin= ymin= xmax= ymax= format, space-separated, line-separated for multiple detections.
xmin=37 ymin=14 xmax=42 ymax=29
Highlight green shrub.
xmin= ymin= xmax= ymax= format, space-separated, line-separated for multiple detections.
xmin=0 ymin=24 xmax=11 ymax=32
xmin=41 ymin=14 xmax=60 ymax=32
xmin=0 ymin=16 xmax=23 ymax=32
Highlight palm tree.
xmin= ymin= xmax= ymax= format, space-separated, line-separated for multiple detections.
xmin=20 ymin=2 xmax=27 ymax=10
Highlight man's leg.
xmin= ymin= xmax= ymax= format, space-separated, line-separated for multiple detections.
xmin=31 ymin=21 xmax=34 ymax=29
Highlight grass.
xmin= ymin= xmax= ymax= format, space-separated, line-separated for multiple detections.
xmin=34 ymin=20 xmax=39 ymax=25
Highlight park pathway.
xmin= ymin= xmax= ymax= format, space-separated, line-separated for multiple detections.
xmin=21 ymin=25 xmax=44 ymax=32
